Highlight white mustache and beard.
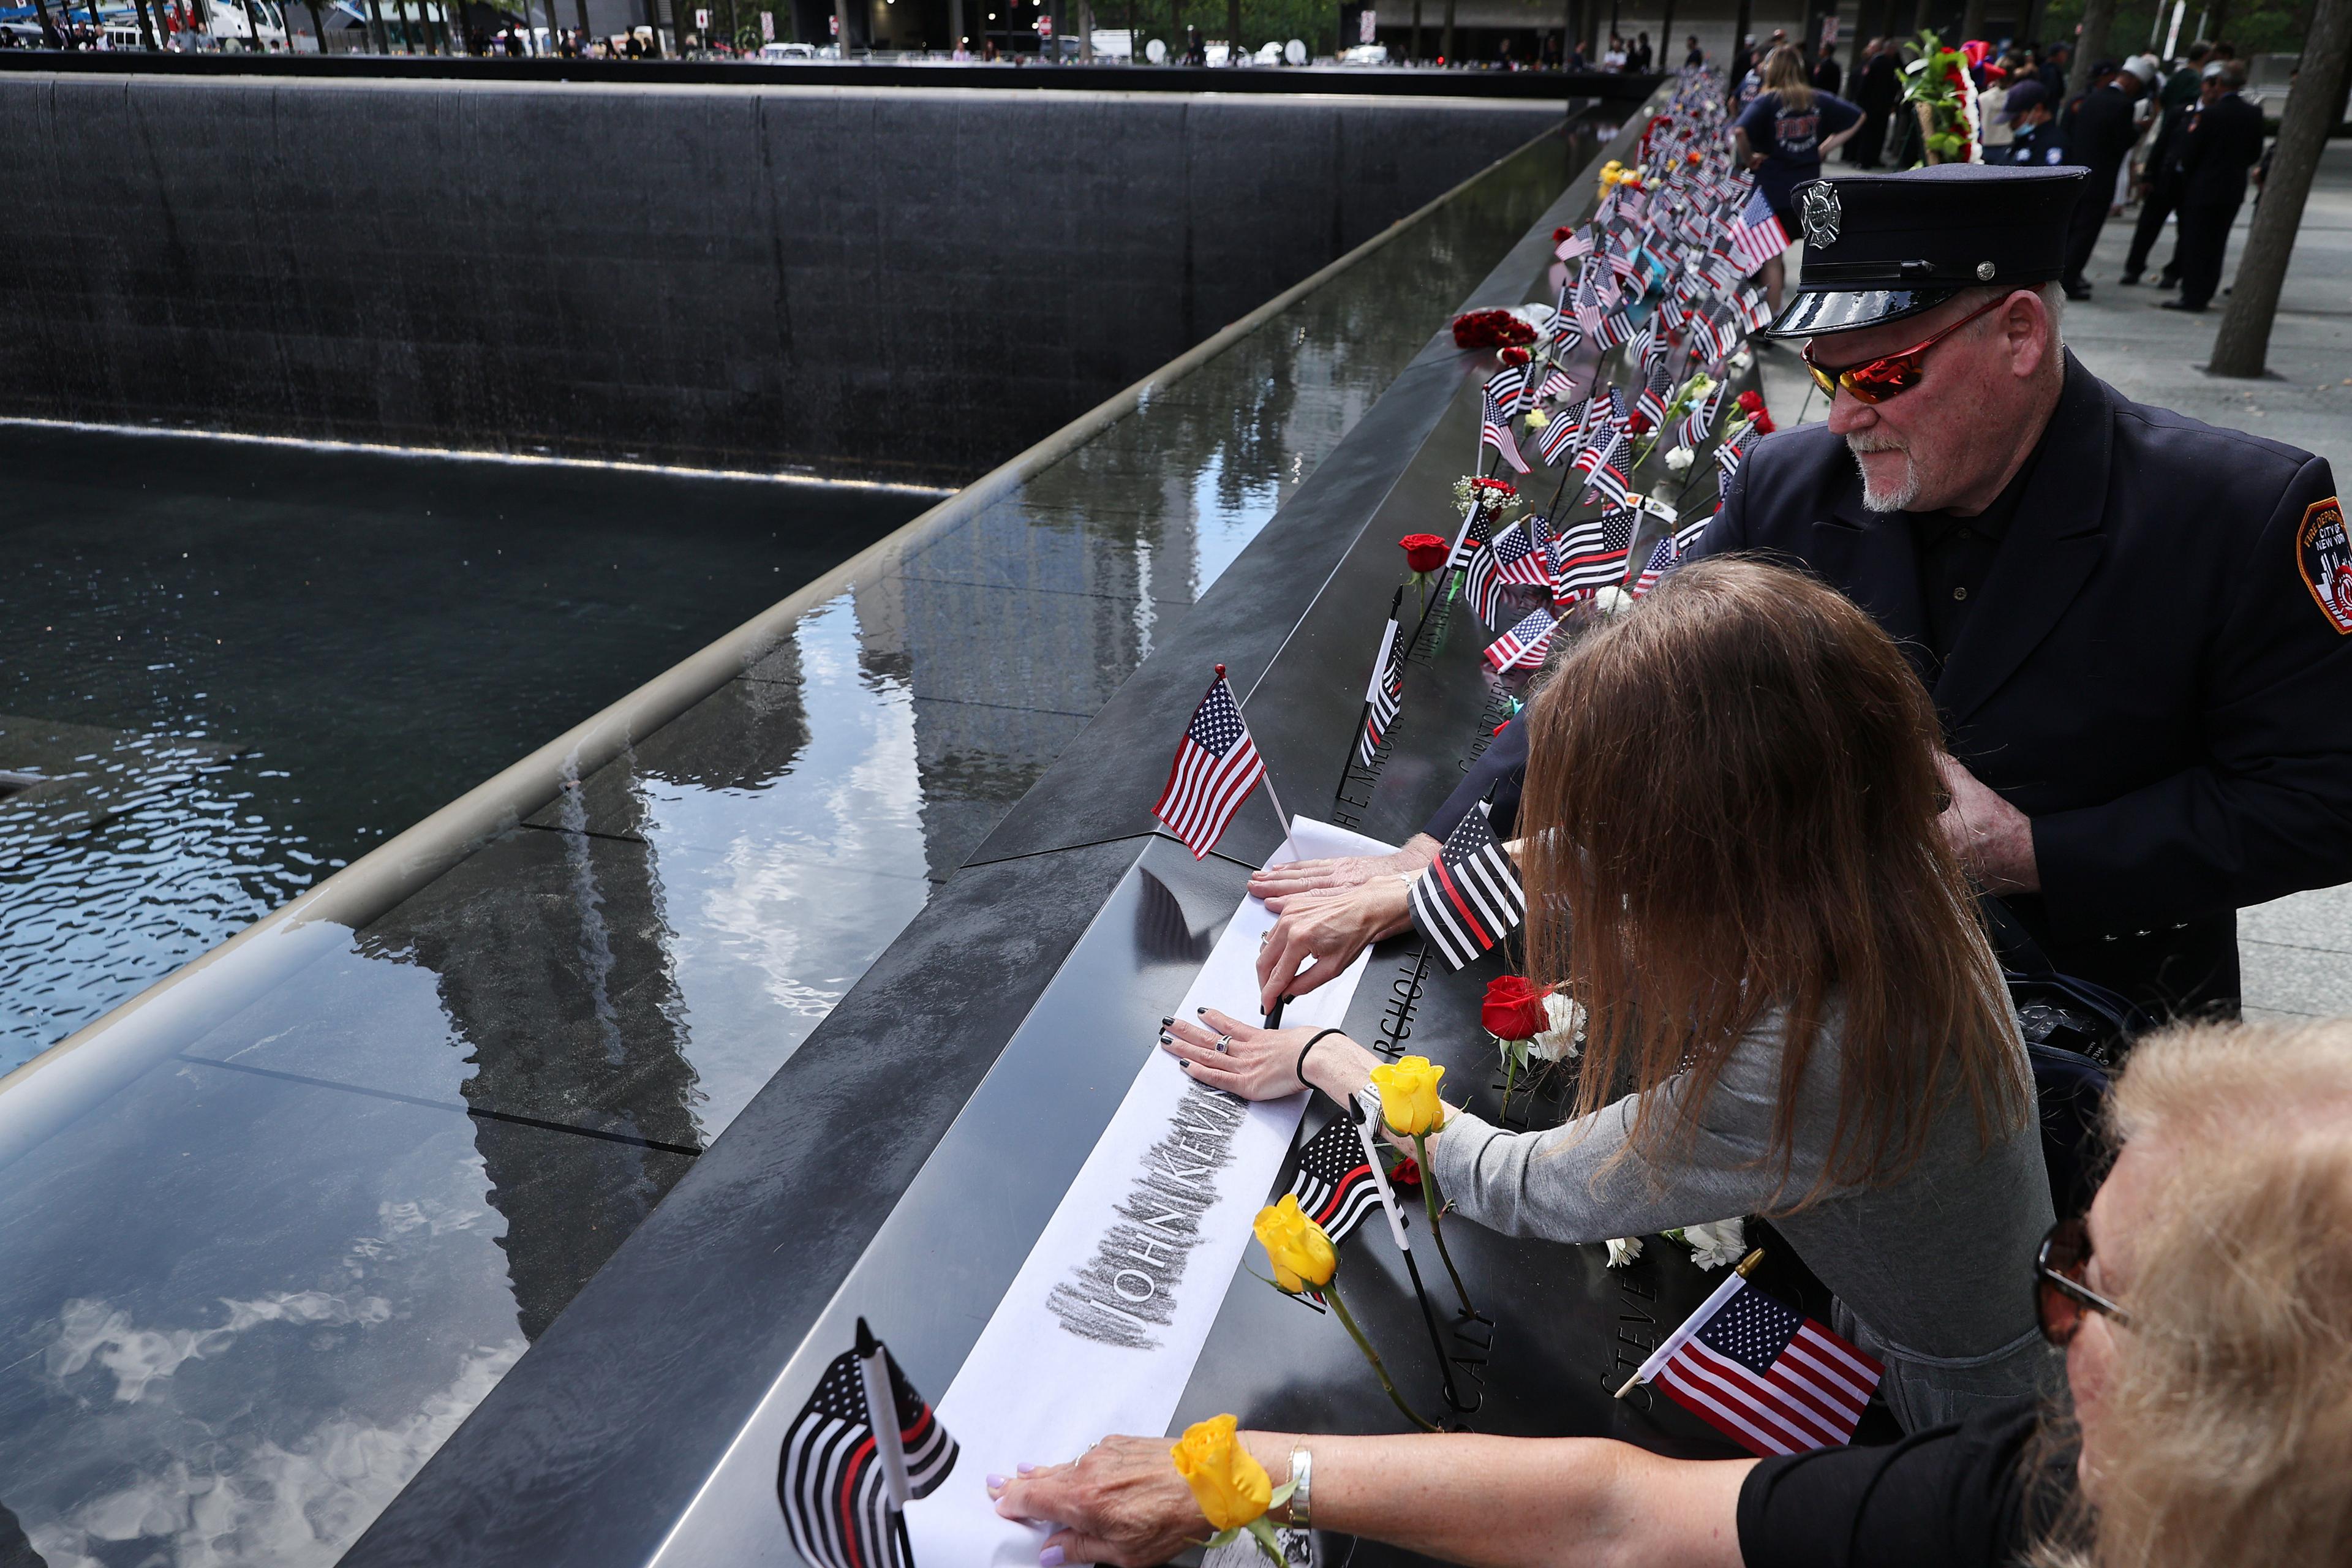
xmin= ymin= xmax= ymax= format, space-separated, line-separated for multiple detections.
xmin=1846 ymin=431 xmax=1922 ymax=513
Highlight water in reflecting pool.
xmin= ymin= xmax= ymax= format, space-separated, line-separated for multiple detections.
xmin=0 ymin=436 xmax=935 ymax=1073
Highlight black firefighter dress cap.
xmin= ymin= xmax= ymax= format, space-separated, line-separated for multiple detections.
xmin=1764 ymin=163 xmax=2089 ymax=338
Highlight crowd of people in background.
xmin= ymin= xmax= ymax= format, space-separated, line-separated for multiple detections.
xmin=1716 ymin=31 xmax=2277 ymax=315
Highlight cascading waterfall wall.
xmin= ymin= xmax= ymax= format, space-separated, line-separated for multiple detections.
xmin=0 ymin=78 xmax=1563 ymax=486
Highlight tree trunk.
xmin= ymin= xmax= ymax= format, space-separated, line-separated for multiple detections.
xmin=363 ymin=0 xmax=385 ymax=52
xmin=2209 ymin=0 xmax=2352 ymax=375
xmin=1224 ymin=0 xmax=1235 ymax=52
xmin=29 ymin=0 xmax=64 ymax=45
xmin=2205 ymin=0 xmax=2230 ymax=38
xmin=1409 ymin=0 xmax=1420 ymax=58
xmin=303 ymin=0 xmax=325 ymax=47
xmin=1960 ymin=0 xmax=1985 ymax=38
xmin=1658 ymin=0 xmax=1672 ymax=62
xmin=132 ymin=0 xmax=160 ymax=47
xmin=1730 ymin=0 xmax=1750 ymax=75
xmin=1441 ymin=0 xmax=1453 ymax=60
xmin=2067 ymin=0 xmax=2115 ymax=98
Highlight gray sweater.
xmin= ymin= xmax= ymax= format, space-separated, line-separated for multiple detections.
xmin=1428 ymin=1002 xmax=2059 ymax=1431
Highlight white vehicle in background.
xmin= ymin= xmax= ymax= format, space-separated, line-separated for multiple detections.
xmin=203 ymin=0 xmax=290 ymax=45
xmin=1340 ymin=41 xmax=1387 ymax=62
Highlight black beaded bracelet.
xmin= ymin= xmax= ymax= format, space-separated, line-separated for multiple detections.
xmin=1297 ymin=1028 xmax=1348 ymax=1091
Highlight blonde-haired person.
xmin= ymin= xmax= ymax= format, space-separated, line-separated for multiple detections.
xmin=1164 ymin=559 xmax=2052 ymax=1429
xmin=992 ymin=1017 xmax=2352 ymax=1568
xmin=1732 ymin=44 xmax=1863 ymax=309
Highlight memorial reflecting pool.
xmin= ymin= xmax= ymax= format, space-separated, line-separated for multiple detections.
xmin=0 ymin=122 xmax=1580 ymax=1568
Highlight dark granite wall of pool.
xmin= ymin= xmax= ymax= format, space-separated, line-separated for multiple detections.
xmin=0 ymin=77 xmax=1562 ymax=484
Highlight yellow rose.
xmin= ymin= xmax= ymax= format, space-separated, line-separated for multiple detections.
xmin=1253 ymin=1194 xmax=1338 ymax=1294
xmin=1170 ymin=1414 xmax=1273 ymax=1534
xmin=1372 ymin=1055 xmax=1447 ymax=1137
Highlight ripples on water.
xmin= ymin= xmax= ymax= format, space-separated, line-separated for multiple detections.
xmin=0 ymin=434 xmax=932 ymax=1073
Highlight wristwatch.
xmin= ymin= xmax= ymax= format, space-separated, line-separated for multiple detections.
xmin=1286 ymin=1444 xmax=1313 ymax=1529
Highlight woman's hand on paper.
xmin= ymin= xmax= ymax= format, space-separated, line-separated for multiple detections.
xmin=1253 ymin=878 xmax=1417 ymax=1012
xmin=1160 ymin=1009 xmax=1380 ymax=1104
xmin=988 ymin=1436 xmax=1207 ymax=1567
xmin=1243 ymin=835 xmax=1438 ymax=905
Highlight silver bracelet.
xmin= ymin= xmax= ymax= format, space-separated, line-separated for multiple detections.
xmin=1285 ymin=1444 xmax=1313 ymax=1530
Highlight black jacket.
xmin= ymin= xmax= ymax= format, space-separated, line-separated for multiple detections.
xmin=2177 ymin=91 xmax=2266 ymax=208
xmin=1858 ymin=50 xmax=1899 ymax=115
xmin=2065 ymin=83 xmax=2142 ymax=181
xmin=1693 ymin=355 xmax=2352 ymax=1014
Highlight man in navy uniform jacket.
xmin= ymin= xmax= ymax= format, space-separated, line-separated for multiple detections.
xmin=1708 ymin=162 xmax=2352 ymax=1015
xmin=1250 ymin=164 xmax=2351 ymax=1023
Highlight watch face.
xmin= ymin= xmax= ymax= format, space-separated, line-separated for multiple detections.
xmin=1798 ymin=181 xmax=1843 ymax=249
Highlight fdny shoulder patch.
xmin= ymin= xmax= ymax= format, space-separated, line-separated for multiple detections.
xmin=2296 ymin=497 xmax=2352 ymax=635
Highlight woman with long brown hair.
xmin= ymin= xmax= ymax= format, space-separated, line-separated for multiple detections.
xmin=1163 ymin=559 xmax=2052 ymax=1428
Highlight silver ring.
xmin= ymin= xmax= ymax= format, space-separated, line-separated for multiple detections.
xmin=1216 ymin=1033 xmax=1234 ymax=1054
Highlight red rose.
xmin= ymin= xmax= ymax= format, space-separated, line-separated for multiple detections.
xmin=1627 ymin=411 xmax=1653 ymax=437
xmin=1751 ymin=410 xmax=1777 ymax=434
xmin=1482 ymin=974 xmax=1550 ymax=1042
xmin=1450 ymin=309 xmax=1539 ymax=350
xmin=1400 ymin=533 xmax=1449 ymax=573
xmin=1736 ymin=389 xmax=1766 ymax=415
xmin=1471 ymin=477 xmax=1518 ymax=497
xmin=1500 ymin=345 xmax=1532 ymax=367
xmin=1553 ymin=225 xmax=1575 ymax=243
xmin=1387 ymin=1155 xmax=1422 ymax=1188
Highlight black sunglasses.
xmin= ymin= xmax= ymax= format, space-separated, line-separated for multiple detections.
xmin=2035 ymin=1216 xmax=2132 ymax=1347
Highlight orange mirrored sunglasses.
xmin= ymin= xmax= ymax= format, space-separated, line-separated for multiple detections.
xmin=1801 ymin=293 xmax=2011 ymax=405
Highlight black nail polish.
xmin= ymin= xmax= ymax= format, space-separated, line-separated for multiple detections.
xmin=1158 ymin=1032 xmax=1172 ymax=1043
xmin=1159 ymin=1016 xmax=1172 ymax=1026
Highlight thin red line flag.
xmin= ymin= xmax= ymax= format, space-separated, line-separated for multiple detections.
xmin=1153 ymin=666 xmax=1267 ymax=859
xmin=1637 ymin=1274 xmax=1883 ymax=1457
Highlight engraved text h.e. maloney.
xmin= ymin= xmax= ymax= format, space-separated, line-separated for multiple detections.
xmin=1047 ymin=1082 xmax=1248 ymax=1349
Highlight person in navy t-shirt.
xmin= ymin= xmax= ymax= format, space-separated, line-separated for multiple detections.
xmin=1733 ymin=45 xmax=1863 ymax=303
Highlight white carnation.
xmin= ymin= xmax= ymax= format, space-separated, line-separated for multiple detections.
xmin=1531 ymin=991 xmax=1584 ymax=1061
xmin=1728 ymin=348 xmax=1755 ymax=373
xmin=1604 ymin=1236 xmax=1645 ymax=1268
xmin=1681 ymin=1217 xmax=1747 ymax=1270
xmin=1594 ymin=586 xmax=1635 ymax=616
xmin=1663 ymin=445 xmax=1695 ymax=473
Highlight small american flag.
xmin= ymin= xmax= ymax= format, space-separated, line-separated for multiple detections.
xmin=1578 ymin=424 xmax=1632 ymax=508
xmin=1153 ymin=669 xmax=1267 ymax=858
xmin=1678 ymin=380 xmax=1725 ymax=449
xmin=1727 ymin=187 xmax=1790 ymax=276
xmin=1629 ymin=537 xmax=1676 ymax=598
xmin=1484 ymin=606 xmax=1559 ymax=672
xmin=1467 ymin=520 xmax=1551 ymax=626
xmin=1488 ymin=361 xmax=1534 ymax=418
xmin=1407 ymin=804 xmax=1525 ymax=970
xmin=1480 ymin=381 xmax=1531 ymax=475
xmin=1537 ymin=361 xmax=1577 ymax=404
xmin=1732 ymin=280 xmax=1773 ymax=331
xmin=1594 ymin=306 xmax=1637 ymax=352
xmin=1355 ymin=606 xmax=1405 ymax=768
xmin=1537 ymin=401 xmax=1585 ymax=466
xmin=1285 ymin=1115 xmax=1383 ymax=1246
xmin=777 ymin=1331 xmax=958 ymax=1568
xmin=1673 ymin=508 xmax=1713 ymax=556
xmin=1716 ymin=440 xmax=1747 ymax=509
xmin=1551 ymin=507 xmax=1637 ymax=597
xmin=1447 ymin=491 xmax=1496 ymax=569
xmin=1635 ymin=340 xmax=1673 ymax=428
xmin=1636 ymin=1276 xmax=1883 ymax=1458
